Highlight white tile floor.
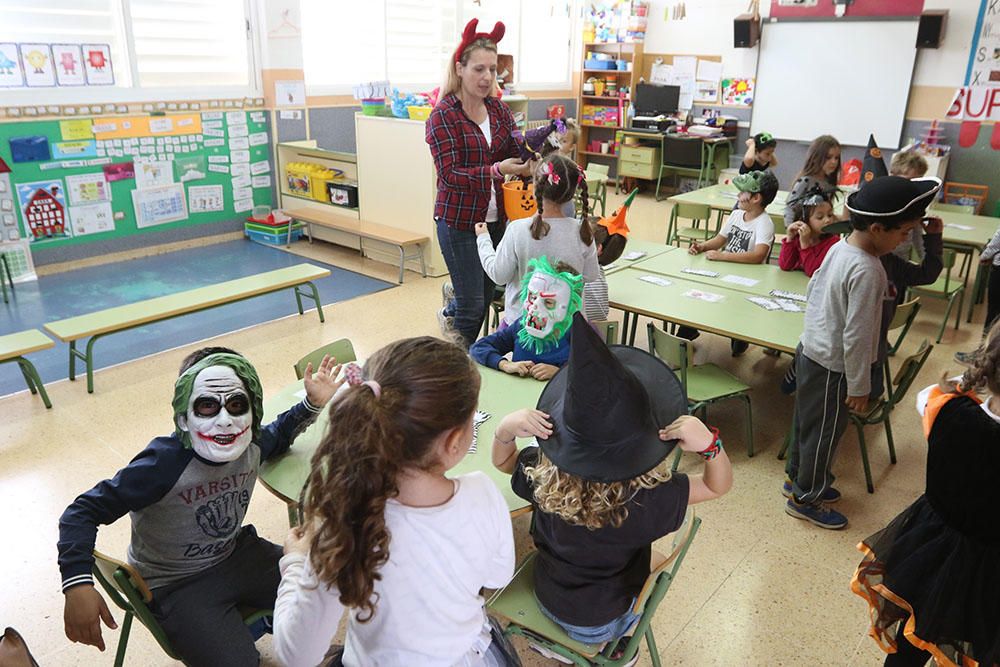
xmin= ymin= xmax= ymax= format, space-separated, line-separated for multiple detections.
xmin=1 ymin=190 xmax=982 ymax=666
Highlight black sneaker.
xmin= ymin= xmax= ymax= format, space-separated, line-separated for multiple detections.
xmin=731 ymin=339 xmax=749 ymax=356
xmin=784 ymin=498 xmax=848 ymax=530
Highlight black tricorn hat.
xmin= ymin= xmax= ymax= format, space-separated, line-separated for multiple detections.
xmin=536 ymin=312 xmax=688 ymax=483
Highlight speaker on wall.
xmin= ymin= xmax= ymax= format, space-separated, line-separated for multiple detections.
xmin=734 ymin=13 xmax=760 ymax=48
xmin=916 ymin=10 xmax=947 ymax=49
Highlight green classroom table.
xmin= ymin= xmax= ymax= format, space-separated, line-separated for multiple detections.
xmin=607 ymin=267 xmax=804 ymax=353
xmin=627 ymin=249 xmax=810 ymax=298
xmin=602 ymin=238 xmax=677 ymax=276
xmin=258 ymin=366 xmax=545 ymax=522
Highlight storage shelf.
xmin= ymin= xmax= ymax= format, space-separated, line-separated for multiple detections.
xmin=581 ymin=95 xmax=629 ymax=101
xmin=583 ymin=69 xmax=633 ymax=74
xmin=581 ymin=123 xmax=622 ymax=130
xmin=280 ymin=190 xmax=360 ymax=212
xmin=580 ymin=150 xmax=618 ymax=157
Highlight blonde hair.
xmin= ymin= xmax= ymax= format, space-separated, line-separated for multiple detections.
xmin=439 ymin=38 xmax=500 ymax=100
xmin=940 ymin=319 xmax=1000 ymax=397
xmin=889 ymin=151 xmax=928 ymax=178
xmin=525 ymin=451 xmax=673 ymax=530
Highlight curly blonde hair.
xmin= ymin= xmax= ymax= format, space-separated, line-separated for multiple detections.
xmin=941 ymin=319 xmax=1000 ymax=397
xmin=524 ymin=451 xmax=673 ymax=530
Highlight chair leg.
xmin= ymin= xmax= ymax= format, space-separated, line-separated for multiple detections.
xmin=954 ymin=290 xmax=965 ymax=331
xmin=645 ymin=627 xmax=662 ymax=667
xmin=17 ymin=357 xmax=51 ymax=408
xmin=114 ymin=611 xmax=134 ymax=667
xmin=743 ymin=394 xmax=754 ymax=458
xmin=884 ymin=415 xmax=897 ymax=465
xmin=935 ymin=298 xmax=953 ymax=344
xmin=670 ymin=446 xmax=682 ymax=472
xmin=855 ymin=419 xmax=874 ymax=494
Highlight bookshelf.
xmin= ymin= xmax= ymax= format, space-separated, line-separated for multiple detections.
xmin=577 ymin=42 xmax=643 ymax=172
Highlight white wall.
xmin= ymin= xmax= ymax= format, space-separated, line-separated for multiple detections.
xmin=912 ymin=0 xmax=978 ymax=87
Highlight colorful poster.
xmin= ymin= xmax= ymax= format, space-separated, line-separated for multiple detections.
xmin=721 ymin=78 xmax=754 ymax=106
xmin=135 ymin=160 xmax=174 ymax=189
xmin=132 ymin=184 xmax=188 ymax=228
xmin=59 ymin=119 xmax=94 ymax=141
xmin=65 ymin=172 xmax=110 ymax=205
xmin=20 ymin=44 xmax=56 ymax=87
xmin=68 ymin=202 xmax=114 ymax=236
xmin=174 ymin=155 xmax=207 ymax=182
xmin=81 ymin=44 xmax=114 ymax=85
xmin=0 ymin=43 xmax=25 ymax=87
xmin=51 ymin=44 xmax=85 ymax=86
xmin=188 ymin=185 xmax=224 ymax=213
xmin=15 ymin=179 xmax=69 ymax=242
xmin=694 ymin=80 xmax=719 ymax=104
xmin=103 ymin=161 xmax=135 ymax=182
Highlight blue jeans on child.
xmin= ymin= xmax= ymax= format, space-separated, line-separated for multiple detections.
xmin=436 ymin=218 xmax=504 ymax=348
xmin=539 ymin=599 xmax=639 ymax=644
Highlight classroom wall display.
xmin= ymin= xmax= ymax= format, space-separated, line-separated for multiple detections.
xmin=0 ymin=239 xmax=37 ymax=283
xmin=81 ymin=44 xmax=114 ymax=85
xmin=65 ymin=172 xmax=110 ymax=205
xmin=69 ymin=201 xmax=115 ymax=236
xmin=52 ymin=44 xmax=86 ymax=86
xmin=769 ymin=0 xmax=922 ymax=19
xmin=188 ymin=185 xmax=224 ymax=213
xmin=965 ymin=0 xmax=1000 ymax=87
xmin=16 ymin=179 xmax=69 ymax=242
xmin=721 ymin=78 xmax=753 ymax=106
xmin=20 ymin=44 xmax=56 ymax=87
xmin=133 ymin=183 xmax=188 ymax=228
xmin=0 ymin=43 xmax=25 ymax=88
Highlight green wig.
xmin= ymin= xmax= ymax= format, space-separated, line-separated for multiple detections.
xmin=517 ymin=255 xmax=583 ymax=355
xmin=171 ymin=353 xmax=264 ymax=448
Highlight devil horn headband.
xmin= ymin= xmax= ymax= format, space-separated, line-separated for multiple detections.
xmin=454 ymin=18 xmax=506 ymax=62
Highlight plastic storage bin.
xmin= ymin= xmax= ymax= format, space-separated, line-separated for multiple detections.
xmin=245 ymin=226 xmax=303 ymax=245
xmin=326 ymin=181 xmax=359 ymax=208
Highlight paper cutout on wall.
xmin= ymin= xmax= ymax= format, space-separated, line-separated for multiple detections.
xmin=20 ymin=44 xmax=56 ymax=87
xmin=174 ymin=155 xmax=207 ymax=182
xmin=188 ymin=185 xmax=224 ymax=213
xmin=103 ymin=162 xmax=135 ymax=182
xmin=52 ymin=141 xmax=98 ymax=160
xmin=64 ymin=172 xmax=110 ymax=206
xmin=16 ymin=180 xmax=69 ymax=242
xmin=59 ymin=119 xmax=94 ymax=141
xmin=9 ymin=136 xmax=51 ymax=163
xmin=52 ymin=44 xmax=85 ymax=86
xmin=132 ymin=184 xmax=188 ymax=228
xmin=135 ymin=160 xmax=174 ymax=189
xmin=721 ymin=78 xmax=754 ymax=106
xmin=82 ymin=44 xmax=114 ymax=85
xmin=694 ymin=81 xmax=719 ymax=104
xmin=0 ymin=43 xmax=25 ymax=87
xmin=69 ymin=202 xmax=114 ymax=236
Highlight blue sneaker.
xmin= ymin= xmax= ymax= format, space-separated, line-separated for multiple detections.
xmin=784 ymin=498 xmax=848 ymax=530
xmin=782 ymin=478 xmax=841 ymax=503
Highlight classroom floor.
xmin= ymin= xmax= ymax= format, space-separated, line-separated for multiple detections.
xmin=0 ymin=189 xmax=985 ymax=666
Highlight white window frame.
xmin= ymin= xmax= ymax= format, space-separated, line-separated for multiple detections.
xmin=0 ymin=0 xmax=262 ymax=105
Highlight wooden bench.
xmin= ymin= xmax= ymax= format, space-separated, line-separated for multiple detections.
xmin=44 ymin=263 xmax=330 ymax=393
xmin=0 ymin=329 xmax=55 ymax=408
xmin=285 ymin=208 xmax=427 ymax=284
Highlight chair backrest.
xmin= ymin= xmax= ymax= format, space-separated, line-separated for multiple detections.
xmin=930 ymin=201 xmax=975 ymax=215
xmin=672 ymin=202 xmax=711 ymax=223
xmin=889 ymin=339 xmax=933 ymax=408
xmin=663 ymin=135 xmax=703 ymax=168
xmin=592 ymin=320 xmax=619 ymax=345
xmin=646 ymin=323 xmax=691 ymax=395
xmin=940 ymin=249 xmax=956 ymax=291
xmin=632 ymin=509 xmax=700 ymax=614
xmin=584 ymin=163 xmax=610 ymax=181
xmin=92 ymin=550 xmax=181 ymax=659
xmin=294 ymin=338 xmax=357 ymax=380
xmin=887 ymin=298 xmax=921 ymax=355
xmin=769 ymin=213 xmax=787 ymax=236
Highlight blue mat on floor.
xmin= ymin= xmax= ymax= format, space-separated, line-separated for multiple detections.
xmin=0 ymin=240 xmax=394 ymax=397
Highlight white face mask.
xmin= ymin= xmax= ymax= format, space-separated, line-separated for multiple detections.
xmin=523 ymin=271 xmax=571 ymax=341
xmin=177 ymin=366 xmax=253 ymax=463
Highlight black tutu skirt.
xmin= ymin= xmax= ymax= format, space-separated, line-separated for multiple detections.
xmin=851 ymin=495 xmax=1000 ymax=666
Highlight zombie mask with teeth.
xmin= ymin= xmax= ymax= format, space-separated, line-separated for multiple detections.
xmin=517 ymin=255 xmax=583 ymax=355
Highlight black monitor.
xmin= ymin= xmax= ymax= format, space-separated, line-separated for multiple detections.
xmin=634 ymin=83 xmax=680 ymax=116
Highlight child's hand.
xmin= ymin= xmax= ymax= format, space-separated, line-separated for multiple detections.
xmin=797 ymin=222 xmax=815 ymax=244
xmin=745 ymin=138 xmax=755 ymax=149
xmin=529 ymin=363 xmax=559 ymax=381
xmin=474 ymin=222 xmax=489 ymax=236
xmin=705 ymin=250 xmax=722 ymax=261
xmin=497 ymin=408 xmax=553 ymax=442
xmin=688 ymin=242 xmax=703 ymax=255
xmin=786 ymin=221 xmax=803 ymax=239
xmin=845 ymin=395 xmax=868 ymax=413
xmin=659 ymin=415 xmax=713 ymax=453
xmin=303 ymin=355 xmax=344 ymax=408
xmin=64 ymin=585 xmax=117 ymax=651
xmin=499 ymin=359 xmax=534 ymax=377
xmin=923 ymin=216 xmax=943 ymax=235
xmin=283 ymin=525 xmax=311 ymax=556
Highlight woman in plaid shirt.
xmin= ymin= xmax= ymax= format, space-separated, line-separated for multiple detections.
xmin=427 ymin=19 xmax=534 ymax=348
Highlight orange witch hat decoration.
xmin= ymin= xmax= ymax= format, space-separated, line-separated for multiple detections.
xmin=598 ymin=188 xmax=638 ymax=238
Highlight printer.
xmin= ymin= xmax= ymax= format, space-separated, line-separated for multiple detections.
xmin=631 ymin=114 xmax=675 ymax=132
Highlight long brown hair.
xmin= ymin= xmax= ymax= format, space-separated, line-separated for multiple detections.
xmin=529 ymin=154 xmax=592 ymax=246
xmin=303 ymin=337 xmax=480 ymax=621
xmin=798 ymin=134 xmax=841 ymax=186
xmin=440 ymin=38 xmax=499 ymax=100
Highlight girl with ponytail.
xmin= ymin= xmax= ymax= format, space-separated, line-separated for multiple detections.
xmin=272 ymin=337 xmax=519 ymax=667
xmin=476 ymin=153 xmax=600 ymax=331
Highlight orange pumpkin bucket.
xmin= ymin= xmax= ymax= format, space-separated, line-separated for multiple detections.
xmin=502 ymin=179 xmax=537 ymax=218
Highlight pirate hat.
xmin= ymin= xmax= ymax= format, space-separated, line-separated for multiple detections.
xmin=859 ymin=134 xmax=888 ymax=189
xmin=536 ymin=313 xmax=687 ymax=483
xmin=846 ymin=176 xmax=941 ymax=223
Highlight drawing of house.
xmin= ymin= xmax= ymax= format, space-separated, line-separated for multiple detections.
xmin=24 ymin=186 xmax=67 ymax=239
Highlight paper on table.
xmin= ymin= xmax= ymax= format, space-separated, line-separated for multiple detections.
xmin=623 ymin=250 xmax=646 ymax=261
xmin=721 ymin=274 xmax=759 ymax=287
xmin=684 ymin=289 xmax=724 ymax=303
xmin=770 ymin=289 xmax=807 ymax=302
xmin=945 ymin=223 xmax=974 ymax=231
xmin=639 ymin=275 xmax=673 ymax=287
xmin=775 ymin=299 xmax=804 ymax=313
xmin=747 ymin=296 xmax=780 ymax=311
xmin=681 ymin=267 xmax=720 ymax=277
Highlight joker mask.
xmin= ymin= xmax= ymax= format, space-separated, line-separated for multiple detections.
xmin=518 ymin=256 xmax=582 ymax=354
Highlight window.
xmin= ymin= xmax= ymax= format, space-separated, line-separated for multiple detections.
xmin=301 ymin=0 xmax=577 ymax=94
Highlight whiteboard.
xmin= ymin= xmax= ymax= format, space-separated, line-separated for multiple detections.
xmin=751 ymin=20 xmax=919 ymax=149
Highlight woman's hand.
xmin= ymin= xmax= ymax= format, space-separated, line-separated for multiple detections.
xmin=498 ymin=157 xmax=533 ymax=178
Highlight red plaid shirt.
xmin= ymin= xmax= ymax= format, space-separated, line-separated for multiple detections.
xmin=426 ymin=94 xmax=520 ymax=230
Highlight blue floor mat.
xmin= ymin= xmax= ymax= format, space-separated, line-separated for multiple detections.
xmin=0 ymin=240 xmax=394 ymax=397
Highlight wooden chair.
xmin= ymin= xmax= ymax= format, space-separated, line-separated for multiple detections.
xmin=850 ymin=340 xmax=933 ymax=493
xmin=92 ymin=550 xmax=271 ymax=667
xmin=488 ymin=509 xmax=700 ymax=667
xmin=666 ymin=202 xmax=718 ymax=247
xmin=647 ymin=324 xmax=754 ymax=463
xmin=941 ymin=181 xmax=988 ymax=214
xmin=909 ymin=249 xmax=965 ymax=343
xmin=293 ymin=338 xmax=357 ymax=379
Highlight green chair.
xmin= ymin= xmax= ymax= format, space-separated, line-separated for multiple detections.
xmin=647 ymin=324 xmax=754 ymax=463
xmin=886 ymin=298 xmax=920 ymax=358
xmin=582 ymin=163 xmax=610 ymax=218
xmin=488 ymin=509 xmax=700 ymax=667
xmin=666 ymin=202 xmax=718 ymax=247
xmin=92 ymin=550 xmax=271 ymax=667
xmin=849 ymin=339 xmax=933 ymax=493
xmin=909 ymin=249 xmax=965 ymax=343
xmin=481 ymin=286 xmax=506 ymax=337
xmin=0 ymin=252 xmax=13 ymax=304
xmin=592 ymin=320 xmax=619 ymax=345
xmin=293 ymin=338 xmax=357 ymax=379
xmin=766 ymin=213 xmax=787 ymax=264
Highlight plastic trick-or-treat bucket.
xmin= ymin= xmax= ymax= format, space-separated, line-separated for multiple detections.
xmin=502 ymin=179 xmax=537 ymax=218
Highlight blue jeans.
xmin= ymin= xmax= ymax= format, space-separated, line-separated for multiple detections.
xmin=539 ymin=599 xmax=639 ymax=644
xmin=436 ymin=218 xmax=504 ymax=348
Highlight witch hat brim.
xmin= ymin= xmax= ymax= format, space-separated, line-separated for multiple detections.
xmin=536 ymin=313 xmax=687 ymax=483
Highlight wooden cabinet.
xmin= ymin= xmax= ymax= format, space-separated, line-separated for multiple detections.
xmin=618 ymin=145 xmax=660 ymax=179
xmin=577 ymin=42 xmax=643 ymax=173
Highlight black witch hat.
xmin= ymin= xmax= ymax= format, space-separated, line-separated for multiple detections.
xmin=859 ymin=134 xmax=888 ymax=189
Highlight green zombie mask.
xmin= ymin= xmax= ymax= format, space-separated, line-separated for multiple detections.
xmin=172 ymin=353 xmax=264 ymax=457
xmin=733 ymin=170 xmax=778 ymax=195
xmin=517 ymin=256 xmax=583 ymax=354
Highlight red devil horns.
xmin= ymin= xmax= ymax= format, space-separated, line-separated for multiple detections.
xmin=454 ymin=18 xmax=506 ymax=62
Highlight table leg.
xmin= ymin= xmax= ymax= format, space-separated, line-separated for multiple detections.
xmin=17 ymin=357 xmax=52 ymax=408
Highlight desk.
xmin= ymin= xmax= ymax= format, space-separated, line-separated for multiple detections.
xmin=617 ymin=131 xmax=731 ymax=201
xmin=607 ymin=268 xmax=804 ymax=353
xmin=630 ymin=250 xmax=810 ymax=298
xmin=258 ymin=367 xmax=545 ymax=523
xmin=669 ymin=183 xmax=841 ymax=220
xmin=602 ymin=239 xmax=677 ymax=276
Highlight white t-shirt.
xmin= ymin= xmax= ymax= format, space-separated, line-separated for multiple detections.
xmin=719 ymin=209 xmax=774 ymax=254
xmin=479 ymin=118 xmax=498 ymax=223
xmin=272 ymin=472 xmax=515 ymax=667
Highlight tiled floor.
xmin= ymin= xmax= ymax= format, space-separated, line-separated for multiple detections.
xmin=1 ymin=190 xmax=983 ymax=666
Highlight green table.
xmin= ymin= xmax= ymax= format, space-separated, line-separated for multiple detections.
xmin=602 ymin=239 xmax=676 ymax=276
xmin=258 ymin=366 xmax=545 ymax=523
xmin=607 ymin=267 xmax=804 ymax=352
xmin=628 ymin=250 xmax=810 ymax=298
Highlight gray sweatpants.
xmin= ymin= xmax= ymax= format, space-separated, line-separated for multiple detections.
xmin=786 ymin=346 xmax=850 ymax=504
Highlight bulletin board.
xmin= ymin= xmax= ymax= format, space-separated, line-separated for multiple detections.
xmin=0 ymin=110 xmax=273 ymax=252
xmin=640 ymin=53 xmax=725 ymax=109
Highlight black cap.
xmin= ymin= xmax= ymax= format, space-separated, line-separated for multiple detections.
xmin=535 ymin=313 xmax=687 ymax=483
xmin=846 ymin=176 xmax=941 ymax=222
